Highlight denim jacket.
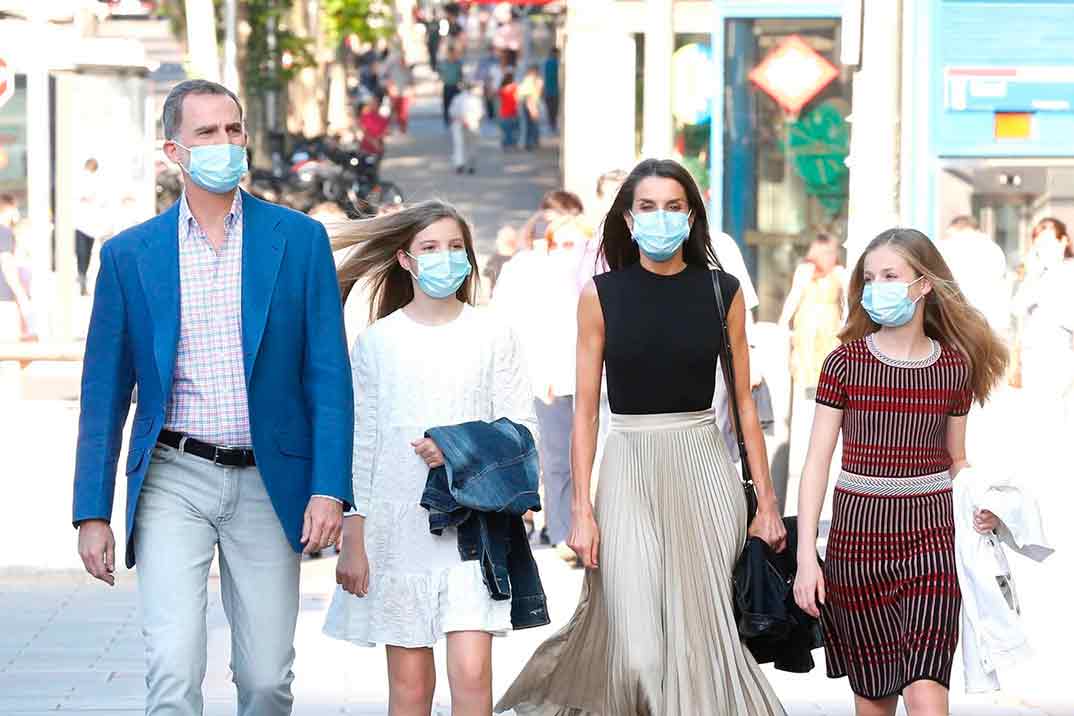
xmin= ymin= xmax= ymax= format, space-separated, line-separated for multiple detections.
xmin=420 ymin=418 xmax=550 ymax=630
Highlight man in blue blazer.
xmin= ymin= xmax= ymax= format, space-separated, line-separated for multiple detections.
xmin=73 ymin=80 xmax=354 ymax=716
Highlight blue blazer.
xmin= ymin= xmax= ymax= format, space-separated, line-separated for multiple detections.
xmin=73 ymin=191 xmax=354 ymax=567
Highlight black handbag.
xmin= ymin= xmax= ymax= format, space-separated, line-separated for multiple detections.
xmin=710 ymin=271 xmax=758 ymax=523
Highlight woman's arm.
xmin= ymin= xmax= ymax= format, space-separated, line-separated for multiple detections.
xmin=726 ymin=289 xmax=786 ymax=550
xmin=793 ymin=403 xmax=843 ymax=616
xmin=777 ymin=263 xmax=813 ymax=328
xmin=568 ymin=280 xmax=605 ymax=568
xmin=796 ymin=405 xmax=842 ymax=552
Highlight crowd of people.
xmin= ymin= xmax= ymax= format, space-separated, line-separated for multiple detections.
xmin=62 ymin=56 xmax=1073 ymax=716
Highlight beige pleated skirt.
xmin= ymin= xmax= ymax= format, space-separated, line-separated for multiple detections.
xmin=495 ymin=410 xmax=786 ymax=716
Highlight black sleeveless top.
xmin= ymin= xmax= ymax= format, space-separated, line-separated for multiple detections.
xmin=594 ymin=263 xmax=740 ymax=415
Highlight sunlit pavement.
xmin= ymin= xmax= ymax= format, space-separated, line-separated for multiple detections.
xmin=3 ymin=543 xmax=1073 ymax=715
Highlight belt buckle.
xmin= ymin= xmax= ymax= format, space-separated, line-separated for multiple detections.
xmin=213 ymin=443 xmax=243 ymax=466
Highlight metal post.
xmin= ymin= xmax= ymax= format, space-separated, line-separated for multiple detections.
xmin=25 ymin=10 xmax=52 ymax=338
xmin=844 ymin=0 xmax=904 ymax=266
xmin=53 ymin=73 xmax=77 ymax=342
xmin=223 ymin=0 xmax=240 ymax=92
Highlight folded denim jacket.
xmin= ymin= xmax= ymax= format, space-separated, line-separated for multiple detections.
xmin=420 ymin=418 xmax=550 ymax=630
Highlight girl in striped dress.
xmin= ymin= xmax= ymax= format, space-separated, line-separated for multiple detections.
xmin=794 ymin=228 xmax=1008 ymax=716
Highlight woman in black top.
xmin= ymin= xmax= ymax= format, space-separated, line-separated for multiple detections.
xmin=496 ymin=159 xmax=787 ymax=715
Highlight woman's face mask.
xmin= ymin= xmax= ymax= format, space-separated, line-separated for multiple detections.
xmin=629 ymin=209 xmax=691 ymax=262
xmin=1033 ymin=233 xmax=1066 ymax=267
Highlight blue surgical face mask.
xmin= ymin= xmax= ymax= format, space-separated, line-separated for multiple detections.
xmin=630 ymin=209 xmax=691 ymax=262
xmin=862 ymin=276 xmax=924 ymax=327
xmin=406 ymin=249 xmax=472 ymax=299
xmin=175 ymin=142 xmax=248 ymax=194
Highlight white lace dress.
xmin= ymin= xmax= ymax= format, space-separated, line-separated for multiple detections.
xmin=323 ymin=306 xmax=538 ymax=648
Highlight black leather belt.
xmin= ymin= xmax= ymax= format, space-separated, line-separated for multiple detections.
xmin=158 ymin=429 xmax=256 ymax=468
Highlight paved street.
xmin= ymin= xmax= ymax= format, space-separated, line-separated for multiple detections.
xmin=3 ymin=544 xmax=1073 ymax=715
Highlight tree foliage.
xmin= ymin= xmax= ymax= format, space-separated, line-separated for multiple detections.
xmin=155 ymin=0 xmax=395 ymax=95
xmin=323 ymin=0 xmax=395 ymax=45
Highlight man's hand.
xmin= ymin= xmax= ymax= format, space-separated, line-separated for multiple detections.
xmin=78 ymin=519 xmax=116 ymax=586
xmin=301 ymin=496 xmax=343 ymax=555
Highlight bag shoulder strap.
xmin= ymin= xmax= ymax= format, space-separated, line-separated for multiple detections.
xmin=711 ymin=270 xmax=754 ymax=487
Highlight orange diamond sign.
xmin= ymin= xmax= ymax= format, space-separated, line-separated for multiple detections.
xmin=748 ymin=35 xmax=838 ymax=114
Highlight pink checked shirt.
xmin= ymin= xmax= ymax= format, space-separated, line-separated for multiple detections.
xmin=164 ymin=192 xmax=252 ymax=447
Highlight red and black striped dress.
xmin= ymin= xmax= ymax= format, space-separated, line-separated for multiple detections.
xmin=814 ymin=334 xmax=972 ymax=699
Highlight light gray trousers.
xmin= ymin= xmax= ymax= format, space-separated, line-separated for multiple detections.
xmin=134 ymin=445 xmax=300 ymax=716
xmin=534 ymin=395 xmax=575 ymax=546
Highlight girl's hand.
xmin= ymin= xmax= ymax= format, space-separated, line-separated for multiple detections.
xmin=793 ymin=555 xmax=826 ymax=618
xmin=567 ymin=506 xmax=601 ymax=569
xmin=749 ymin=504 xmax=787 ymax=552
xmin=336 ymin=523 xmax=370 ymax=597
xmin=974 ymin=509 xmax=1001 ymax=534
xmin=411 ymin=438 xmax=445 ymax=468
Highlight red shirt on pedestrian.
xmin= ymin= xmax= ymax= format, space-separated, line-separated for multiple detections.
xmin=498 ymin=83 xmax=519 ymax=119
xmin=359 ymin=108 xmax=389 ymax=155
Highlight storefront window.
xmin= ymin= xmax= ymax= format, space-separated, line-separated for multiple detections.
xmin=722 ymin=18 xmax=850 ymax=321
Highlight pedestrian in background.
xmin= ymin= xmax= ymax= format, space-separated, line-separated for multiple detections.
xmin=474 ymin=44 xmax=501 ymax=120
xmin=449 ymin=84 xmax=485 ymax=175
xmin=0 ymin=194 xmax=33 ymax=341
xmin=381 ymin=44 xmax=413 ymax=135
xmin=519 ymin=190 xmax=585 ymax=251
xmin=73 ymin=80 xmax=353 ymax=716
xmin=438 ymin=45 xmax=464 ymax=128
xmin=357 ymin=94 xmax=389 ymax=157
xmin=542 ymin=47 xmax=560 ymax=133
xmin=778 ymin=233 xmax=846 ymax=397
xmin=76 ymin=158 xmax=108 ymax=296
xmin=517 ymin=66 xmax=543 ymax=151
xmin=574 ymin=169 xmax=627 ymax=293
xmin=493 ymin=193 xmax=587 ymax=561
xmin=795 ymin=228 xmax=1007 ymax=716
xmin=498 ymin=159 xmax=787 ymax=716
xmin=422 ymin=8 xmax=441 ymax=73
xmin=940 ymin=215 xmax=1009 ymax=337
xmin=497 ymin=72 xmax=520 ymax=150
xmin=325 ymin=201 xmax=538 ymax=716
xmin=1012 ymin=217 xmax=1074 ymax=420
xmin=483 ymin=225 xmax=517 ymax=297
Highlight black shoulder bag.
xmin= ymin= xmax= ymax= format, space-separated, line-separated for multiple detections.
xmin=710 ymin=270 xmax=758 ymax=524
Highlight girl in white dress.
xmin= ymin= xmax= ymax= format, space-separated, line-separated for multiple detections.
xmin=322 ymin=200 xmax=537 ymax=716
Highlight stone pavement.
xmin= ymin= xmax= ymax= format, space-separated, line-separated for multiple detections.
xmin=3 ymin=546 xmax=1073 ymax=715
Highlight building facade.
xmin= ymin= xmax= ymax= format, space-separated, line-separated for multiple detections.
xmin=561 ymin=0 xmax=1074 ymax=319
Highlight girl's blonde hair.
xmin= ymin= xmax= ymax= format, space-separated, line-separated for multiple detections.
xmin=332 ymin=200 xmax=480 ymax=323
xmin=841 ymin=228 xmax=1008 ymax=405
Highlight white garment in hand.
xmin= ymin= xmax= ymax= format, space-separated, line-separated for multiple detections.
xmin=953 ymin=466 xmax=1053 ymax=693
xmin=322 ymin=306 xmax=537 ymax=648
